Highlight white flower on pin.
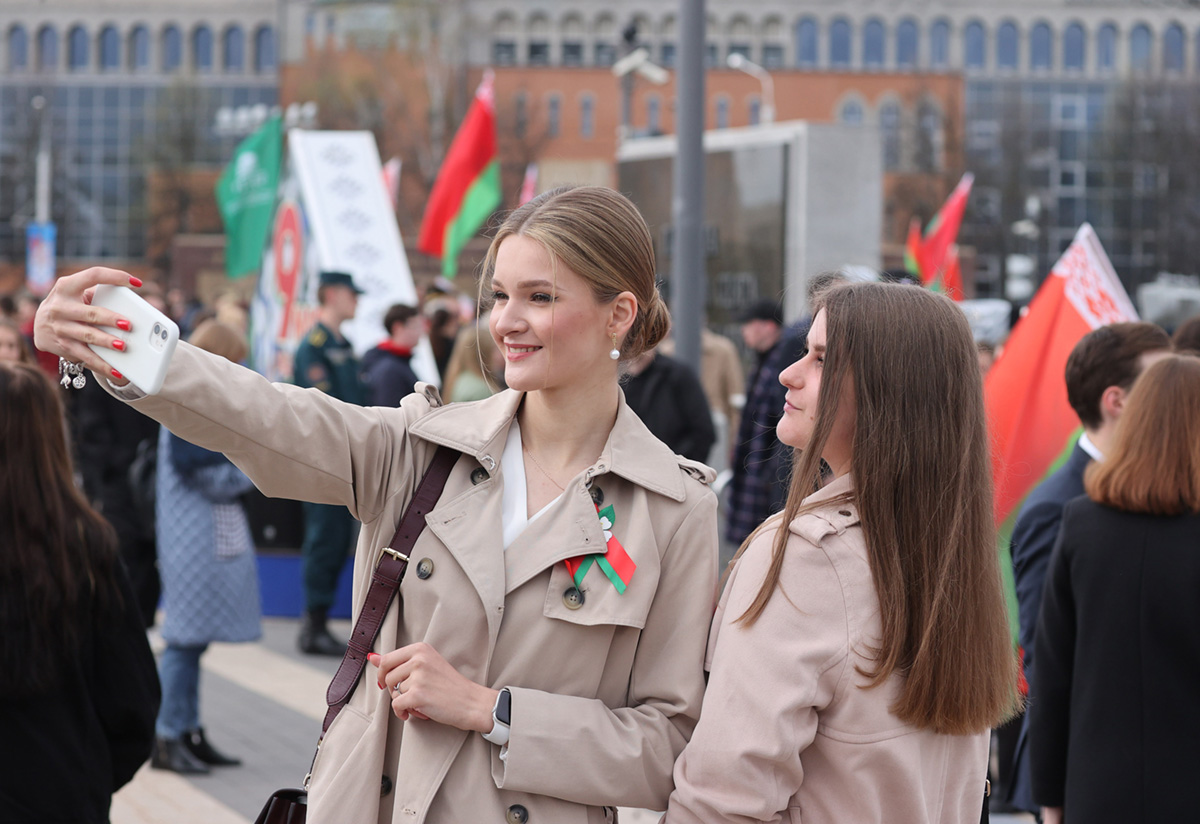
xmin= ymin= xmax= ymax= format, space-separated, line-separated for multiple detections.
xmin=599 ymin=515 xmax=613 ymax=542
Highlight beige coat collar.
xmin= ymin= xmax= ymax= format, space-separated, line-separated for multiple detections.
xmin=407 ymin=386 xmax=690 ymax=502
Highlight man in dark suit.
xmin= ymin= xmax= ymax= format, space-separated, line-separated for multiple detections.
xmin=1006 ymin=321 xmax=1170 ymax=814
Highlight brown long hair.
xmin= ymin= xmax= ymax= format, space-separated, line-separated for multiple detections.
xmin=1085 ymin=354 xmax=1200 ymax=515
xmin=481 ymin=185 xmax=671 ymax=361
xmin=737 ymin=282 xmax=1018 ymax=734
xmin=442 ymin=321 xmax=499 ymax=400
xmin=0 ymin=363 xmax=121 ymax=698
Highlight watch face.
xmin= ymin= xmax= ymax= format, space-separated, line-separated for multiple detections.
xmin=497 ymin=688 xmax=512 ymax=726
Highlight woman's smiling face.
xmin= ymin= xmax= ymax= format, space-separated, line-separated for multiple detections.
xmin=487 ymin=235 xmax=617 ymax=393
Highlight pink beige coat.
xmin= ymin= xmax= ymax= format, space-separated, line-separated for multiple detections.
xmin=112 ymin=343 xmax=718 ymax=824
xmin=665 ymin=474 xmax=989 ymax=824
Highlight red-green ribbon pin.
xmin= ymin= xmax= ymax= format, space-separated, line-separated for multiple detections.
xmin=564 ymin=504 xmax=636 ymax=593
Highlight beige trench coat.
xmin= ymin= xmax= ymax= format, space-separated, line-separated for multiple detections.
xmin=665 ymin=474 xmax=989 ymax=824
xmin=112 ymin=343 xmax=718 ymax=824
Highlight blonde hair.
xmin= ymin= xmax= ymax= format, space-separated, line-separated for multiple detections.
xmin=1085 ymin=354 xmax=1200 ymax=516
xmin=481 ymin=185 xmax=670 ymax=360
xmin=442 ymin=321 xmax=498 ymax=400
xmin=188 ymin=319 xmax=248 ymax=365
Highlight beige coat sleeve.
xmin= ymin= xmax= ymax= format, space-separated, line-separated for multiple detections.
xmin=664 ymin=527 xmax=850 ymax=824
xmin=109 ymin=342 xmax=425 ymax=523
xmin=492 ymin=492 xmax=719 ymax=810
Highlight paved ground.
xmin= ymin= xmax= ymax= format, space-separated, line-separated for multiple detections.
xmin=111 ymin=615 xmax=1034 ymax=824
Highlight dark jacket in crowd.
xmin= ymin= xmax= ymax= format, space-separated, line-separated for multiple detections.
xmin=361 ymin=342 xmax=420 ymax=407
xmin=726 ymin=321 xmax=810 ymax=544
xmin=623 ymin=353 xmax=716 ymax=463
xmin=71 ymin=377 xmax=162 ymax=626
xmin=1029 ymin=496 xmax=1200 ymax=823
xmin=0 ymin=565 xmax=160 ymax=823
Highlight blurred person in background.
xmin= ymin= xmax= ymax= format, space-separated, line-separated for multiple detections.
xmin=71 ymin=282 xmax=170 ymax=628
xmin=0 ymin=317 xmax=34 ymax=364
xmin=623 ymin=346 xmax=715 ymax=463
xmin=660 ymin=326 xmax=745 ymax=466
xmin=0 ymin=362 xmax=159 ymax=821
xmin=1172 ymin=313 xmax=1200 ymax=354
xmin=440 ymin=320 xmax=502 ymax=402
xmin=361 ymin=303 xmax=425 ymax=407
xmin=425 ymin=296 xmax=462 ymax=379
xmin=150 ymin=320 xmax=262 ymax=775
xmin=1030 ymin=354 xmax=1200 ymax=824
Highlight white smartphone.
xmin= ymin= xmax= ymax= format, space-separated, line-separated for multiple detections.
xmin=87 ymin=284 xmax=180 ymax=395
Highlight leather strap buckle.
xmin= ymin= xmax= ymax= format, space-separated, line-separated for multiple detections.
xmin=380 ymin=547 xmax=409 ymax=564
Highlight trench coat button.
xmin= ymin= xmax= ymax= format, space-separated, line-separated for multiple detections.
xmin=380 ymin=774 xmax=393 ymax=797
xmin=563 ymin=587 xmax=584 ymax=610
xmin=506 ymin=804 xmax=529 ymax=824
xmin=471 ymin=467 xmax=489 ymax=485
xmin=589 ymin=486 xmax=604 ymax=505
xmin=415 ymin=558 xmax=434 ymax=579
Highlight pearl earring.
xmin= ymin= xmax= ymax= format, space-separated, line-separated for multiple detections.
xmin=609 ymin=334 xmax=620 ymax=360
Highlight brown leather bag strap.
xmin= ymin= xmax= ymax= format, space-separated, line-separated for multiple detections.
xmin=322 ymin=446 xmax=459 ymax=733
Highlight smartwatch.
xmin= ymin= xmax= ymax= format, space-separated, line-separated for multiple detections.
xmin=482 ymin=687 xmax=511 ymax=746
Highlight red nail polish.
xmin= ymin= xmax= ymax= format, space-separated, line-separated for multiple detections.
xmin=111 ymin=369 xmax=123 ymax=380
xmin=368 ymin=653 xmax=379 ymax=664
xmin=116 ymin=319 xmax=132 ymax=332
xmin=112 ymin=339 xmax=126 ymax=351
xmin=129 ymin=276 xmax=143 ymax=288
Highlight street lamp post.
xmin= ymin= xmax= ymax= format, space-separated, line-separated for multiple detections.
xmin=726 ymin=53 xmax=775 ymax=125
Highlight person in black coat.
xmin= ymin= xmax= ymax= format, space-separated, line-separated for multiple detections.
xmin=1030 ymin=354 xmax=1200 ymax=824
xmin=622 ymin=348 xmax=715 ymax=463
xmin=0 ymin=363 xmax=160 ymax=823
xmin=361 ymin=303 xmax=426 ymax=407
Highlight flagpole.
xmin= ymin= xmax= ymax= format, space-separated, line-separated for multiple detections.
xmin=670 ymin=0 xmax=705 ymax=373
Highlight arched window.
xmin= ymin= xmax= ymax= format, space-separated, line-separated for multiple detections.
xmin=193 ymin=25 xmax=213 ymax=72
xmin=830 ymin=18 xmax=851 ymax=67
xmin=715 ymin=95 xmax=730 ymax=129
xmin=162 ymin=25 xmax=181 ymax=71
xmin=1097 ymin=24 xmax=1116 ymax=73
xmin=68 ymin=25 xmax=89 ymax=71
xmin=997 ymin=22 xmax=1019 ymax=70
xmin=8 ymin=25 xmax=28 ymax=71
xmin=223 ymin=26 xmax=244 ymax=72
xmin=918 ymin=101 xmax=944 ymax=171
xmin=896 ymin=19 xmax=919 ymax=68
xmin=795 ymin=17 xmax=818 ymax=67
xmin=749 ymin=97 xmax=761 ymax=125
xmin=1130 ymin=24 xmax=1152 ymax=72
xmin=1164 ymin=23 xmax=1184 ymax=73
xmin=839 ymin=98 xmax=864 ymax=125
xmin=647 ymin=94 xmax=661 ymax=134
xmin=254 ymin=26 xmax=275 ymax=72
xmin=964 ymin=21 xmax=986 ymax=69
xmin=99 ymin=25 xmax=120 ymax=70
xmin=129 ymin=25 xmax=149 ymax=70
xmin=37 ymin=25 xmax=58 ymax=71
xmin=580 ymin=94 xmax=594 ymax=138
xmin=930 ymin=19 xmax=950 ymax=68
xmin=546 ymin=93 xmax=561 ymax=138
xmin=1063 ymin=23 xmax=1085 ymax=71
xmin=863 ymin=19 xmax=885 ymax=68
xmin=880 ymin=100 xmax=902 ymax=170
xmin=1030 ymin=22 xmax=1052 ymax=70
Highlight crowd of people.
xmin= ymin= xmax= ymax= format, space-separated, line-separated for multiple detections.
xmin=1 ymin=183 xmax=1198 ymax=823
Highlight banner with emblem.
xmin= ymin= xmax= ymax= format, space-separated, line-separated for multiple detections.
xmin=216 ymin=115 xmax=282 ymax=279
xmin=984 ymin=223 xmax=1137 ymax=638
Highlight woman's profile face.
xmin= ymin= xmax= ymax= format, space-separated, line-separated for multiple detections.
xmin=778 ymin=309 xmax=855 ymax=477
xmin=0 ymin=326 xmax=25 ymax=363
xmin=488 ymin=235 xmax=616 ymax=394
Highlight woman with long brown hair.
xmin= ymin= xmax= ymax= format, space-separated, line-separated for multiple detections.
xmin=0 ymin=362 xmax=159 ymax=822
xmin=1030 ymin=353 xmax=1200 ymax=824
xmin=666 ymin=282 xmax=1018 ymax=823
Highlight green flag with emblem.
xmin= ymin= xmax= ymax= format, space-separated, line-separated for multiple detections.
xmin=215 ymin=115 xmax=282 ymax=279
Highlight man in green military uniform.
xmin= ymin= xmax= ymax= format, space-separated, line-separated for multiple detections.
xmin=292 ymin=271 xmax=367 ymax=655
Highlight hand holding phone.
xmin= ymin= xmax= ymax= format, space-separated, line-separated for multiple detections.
xmin=87 ymin=285 xmax=180 ymax=394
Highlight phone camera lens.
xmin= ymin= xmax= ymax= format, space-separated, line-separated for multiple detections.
xmin=161 ymin=330 xmax=168 ymax=340
xmin=153 ymin=323 xmax=161 ymax=334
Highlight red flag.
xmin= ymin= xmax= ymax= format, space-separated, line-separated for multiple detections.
xmin=985 ymin=224 xmax=1138 ymax=528
xmin=941 ymin=247 xmax=964 ymax=301
xmin=418 ymin=73 xmax=502 ymax=276
xmin=918 ymin=173 xmax=973 ymax=296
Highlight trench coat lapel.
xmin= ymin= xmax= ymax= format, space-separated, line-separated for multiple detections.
xmin=424 ymin=481 xmax=507 ymax=638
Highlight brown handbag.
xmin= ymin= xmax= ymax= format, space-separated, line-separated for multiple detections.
xmin=253 ymin=446 xmax=458 ymax=824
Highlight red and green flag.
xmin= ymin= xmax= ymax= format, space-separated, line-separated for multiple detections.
xmin=418 ymin=73 xmax=502 ymax=277
xmin=908 ymin=173 xmax=973 ymax=300
xmin=985 ymin=223 xmax=1137 ymax=638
